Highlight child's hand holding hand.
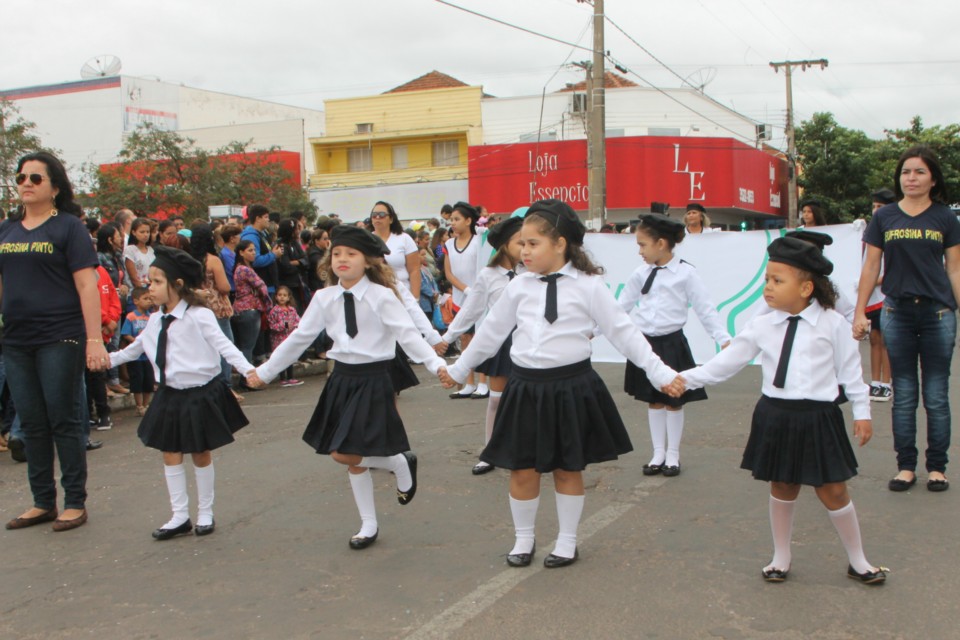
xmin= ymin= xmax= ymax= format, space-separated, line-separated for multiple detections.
xmin=437 ymin=366 xmax=456 ymax=388
xmin=434 ymin=341 xmax=449 ymax=356
xmin=661 ymin=375 xmax=686 ymax=398
xmin=246 ymin=371 xmax=266 ymax=389
xmin=853 ymin=419 xmax=872 ymax=446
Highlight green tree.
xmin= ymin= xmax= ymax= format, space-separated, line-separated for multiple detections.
xmin=86 ymin=124 xmax=316 ymax=221
xmin=0 ymin=100 xmax=49 ymax=214
xmin=872 ymin=116 xmax=960 ymax=203
xmin=795 ymin=112 xmax=878 ymax=221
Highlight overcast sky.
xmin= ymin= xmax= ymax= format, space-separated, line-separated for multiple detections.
xmin=6 ymin=0 xmax=958 ymax=147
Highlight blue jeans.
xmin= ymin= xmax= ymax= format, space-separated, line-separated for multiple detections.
xmin=231 ymin=309 xmax=261 ymax=367
xmin=4 ymin=338 xmax=88 ymax=510
xmin=881 ymin=297 xmax=957 ymax=473
xmin=217 ymin=316 xmax=236 ymax=388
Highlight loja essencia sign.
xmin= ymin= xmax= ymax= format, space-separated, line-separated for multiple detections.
xmin=468 ymin=136 xmax=787 ymax=216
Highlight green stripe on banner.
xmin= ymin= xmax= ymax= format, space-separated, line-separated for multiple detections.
xmin=718 ymin=230 xmax=778 ymax=337
xmin=716 ymin=230 xmax=773 ymax=313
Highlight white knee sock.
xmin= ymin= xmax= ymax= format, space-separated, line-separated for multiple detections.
xmin=455 ymin=383 xmax=478 ymax=397
xmin=665 ymin=409 xmax=685 ymax=467
xmin=484 ymin=391 xmax=502 ymax=445
xmin=553 ymin=492 xmax=585 ymax=559
xmin=360 ymin=453 xmax=412 ymax=491
xmin=828 ymin=501 xmax=873 ymax=574
xmin=163 ymin=464 xmax=189 ymax=529
xmin=766 ymin=495 xmax=796 ymax=572
xmin=647 ymin=408 xmax=667 ymax=466
xmin=508 ymin=495 xmax=539 ymax=555
xmin=194 ymin=463 xmax=215 ymax=527
xmin=348 ymin=470 xmax=378 ymax=538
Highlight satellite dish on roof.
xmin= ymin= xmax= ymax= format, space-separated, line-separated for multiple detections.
xmin=81 ymin=55 xmax=122 ymax=79
xmin=681 ymin=67 xmax=717 ymax=93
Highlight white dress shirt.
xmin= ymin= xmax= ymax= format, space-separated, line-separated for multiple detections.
xmin=384 ymin=232 xmax=418 ymax=288
xmin=444 ymin=235 xmax=480 ymax=306
xmin=397 ymin=282 xmax=442 ymax=345
xmin=682 ymin=300 xmax=870 ymax=420
xmin=447 ymin=262 xmax=677 ymax=387
xmin=110 ymin=300 xmax=254 ymax=389
xmin=619 ymin=255 xmax=731 ymax=343
xmin=444 ymin=265 xmax=514 ymax=343
xmin=257 ymin=276 xmax=446 ymax=383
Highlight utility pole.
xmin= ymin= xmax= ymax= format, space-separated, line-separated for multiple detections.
xmin=578 ymin=0 xmax=605 ymax=227
xmin=770 ymin=59 xmax=828 ymax=228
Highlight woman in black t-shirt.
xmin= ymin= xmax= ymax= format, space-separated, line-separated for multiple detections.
xmin=0 ymin=152 xmax=106 ymax=532
xmin=855 ymin=146 xmax=960 ymax=494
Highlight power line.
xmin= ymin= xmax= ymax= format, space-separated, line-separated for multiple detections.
xmin=603 ymin=14 xmax=688 ymax=86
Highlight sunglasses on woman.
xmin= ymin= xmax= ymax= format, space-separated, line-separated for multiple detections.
xmin=15 ymin=173 xmax=45 ymax=186
xmin=370 ymin=211 xmax=390 ymax=219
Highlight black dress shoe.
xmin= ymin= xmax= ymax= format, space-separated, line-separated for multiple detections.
xmin=507 ymin=542 xmax=536 ymax=567
xmin=152 ymin=519 xmax=193 ymax=540
xmin=847 ymin=564 xmax=888 ymax=585
xmin=762 ymin=567 xmax=789 ymax=582
xmin=85 ymin=440 xmax=103 ymax=451
xmin=7 ymin=437 xmax=26 ymax=463
xmin=662 ymin=464 xmax=681 ymax=477
xmin=543 ymin=548 xmax=579 ymax=568
xmin=642 ymin=463 xmax=663 ymax=476
xmin=471 ymin=461 xmax=495 ymax=475
xmin=470 ymin=391 xmax=490 ymax=399
xmin=888 ymin=475 xmax=916 ymax=492
xmin=349 ymin=530 xmax=378 ymax=549
xmin=195 ymin=520 xmax=216 ymax=536
xmin=397 ymin=451 xmax=418 ymax=505
xmin=927 ymin=478 xmax=950 ymax=492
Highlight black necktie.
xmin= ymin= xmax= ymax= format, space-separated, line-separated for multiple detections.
xmin=343 ymin=291 xmax=358 ymax=338
xmin=641 ymin=266 xmax=665 ymax=295
xmin=540 ymin=273 xmax=563 ymax=323
xmin=506 ymin=270 xmax=516 ymax=281
xmin=156 ymin=314 xmax=176 ymax=386
xmin=773 ymin=316 xmax=801 ymax=389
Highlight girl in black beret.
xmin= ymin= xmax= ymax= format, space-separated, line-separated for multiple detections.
xmin=248 ymin=226 xmax=449 ymax=550
xmin=110 ymin=246 xmax=256 ymax=540
xmin=441 ymin=199 xmax=679 ymax=568
xmin=678 ymin=237 xmax=887 ymax=585
xmin=441 ymin=216 xmax=524 ymax=475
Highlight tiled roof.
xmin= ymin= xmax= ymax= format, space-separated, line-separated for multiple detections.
xmin=384 ymin=70 xmax=470 ymax=94
xmin=557 ymin=71 xmax=638 ymax=92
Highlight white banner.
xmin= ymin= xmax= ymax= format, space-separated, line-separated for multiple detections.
xmin=479 ymin=224 xmax=863 ymax=364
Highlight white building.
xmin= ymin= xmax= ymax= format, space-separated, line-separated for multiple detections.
xmin=481 ymin=77 xmax=764 ymax=147
xmin=1 ymin=75 xmax=324 ymax=183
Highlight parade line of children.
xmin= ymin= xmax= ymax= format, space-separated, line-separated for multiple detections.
xmin=12 ymin=198 xmax=885 ymax=586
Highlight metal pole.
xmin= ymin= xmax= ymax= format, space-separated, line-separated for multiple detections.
xmin=784 ymin=64 xmax=798 ymax=229
xmin=588 ymin=0 xmax=606 ymax=227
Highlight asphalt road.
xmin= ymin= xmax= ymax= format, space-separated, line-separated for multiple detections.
xmin=1 ymin=351 xmax=957 ymax=639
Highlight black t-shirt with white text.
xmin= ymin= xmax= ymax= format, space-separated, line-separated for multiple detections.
xmin=0 ymin=214 xmax=99 ymax=346
xmin=863 ymin=202 xmax=960 ymax=309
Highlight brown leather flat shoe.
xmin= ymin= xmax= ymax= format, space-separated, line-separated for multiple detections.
xmin=51 ymin=510 xmax=88 ymax=532
xmin=6 ymin=509 xmax=58 ymax=530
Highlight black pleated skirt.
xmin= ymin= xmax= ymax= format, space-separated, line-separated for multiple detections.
xmin=390 ymin=345 xmax=420 ymax=393
xmin=302 ymin=360 xmax=410 ymax=456
xmin=741 ymin=395 xmax=858 ymax=486
xmin=475 ymin=333 xmax=513 ymax=377
xmin=138 ymin=378 xmax=248 ymax=453
xmin=481 ymin=359 xmax=633 ymax=472
xmin=624 ymin=329 xmax=707 ymax=407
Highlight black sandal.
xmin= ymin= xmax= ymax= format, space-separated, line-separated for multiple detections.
xmin=927 ymin=478 xmax=950 ymax=492
xmin=762 ymin=567 xmax=789 ymax=582
xmin=847 ymin=565 xmax=888 ymax=584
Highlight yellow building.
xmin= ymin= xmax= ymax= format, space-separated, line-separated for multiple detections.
xmin=309 ymin=71 xmax=483 ymax=190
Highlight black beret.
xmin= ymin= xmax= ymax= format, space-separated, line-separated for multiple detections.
xmin=785 ymin=229 xmax=833 ymax=251
xmin=151 ymin=245 xmax=203 ymax=288
xmin=452 ymin=201 xmax=480 ymax=222
xmin=485 ymin=217 xmax=523 ymax=250
xmin=685 ymin=203 xmax=706 ymax=213
xmin=527 ymin=199 xmax=585 ymax=245
xmin=330 ymin=225 xmax=390 ymax=257
xmin=767 ymin=237 xmax=833 ymax=276
xmin=641 ymin=212 xmax=685 ymax=235
xmin=871 ymin=188 xmax=896 ymax=205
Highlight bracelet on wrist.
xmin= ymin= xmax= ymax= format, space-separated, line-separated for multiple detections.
xmin=87 ymin=338 xmax=102 ymax=343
